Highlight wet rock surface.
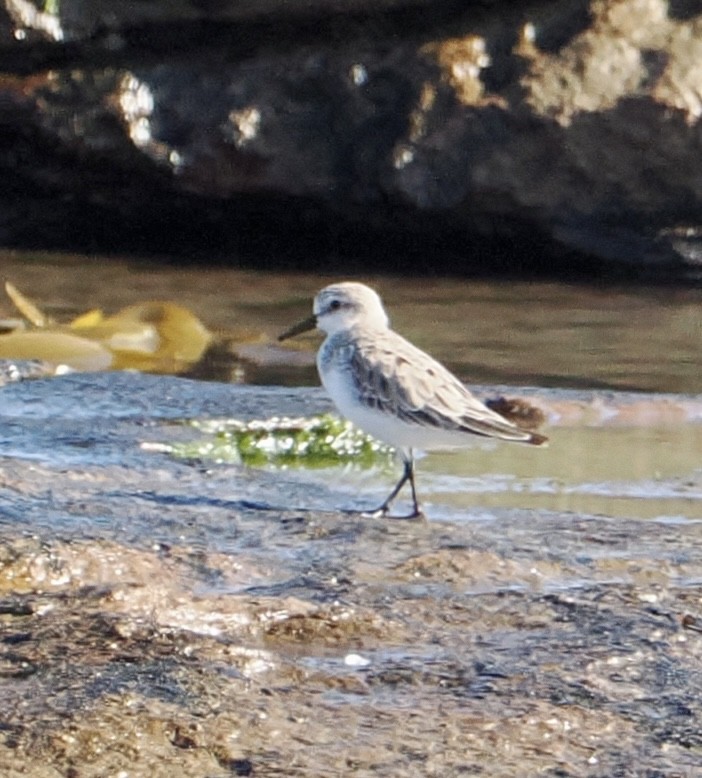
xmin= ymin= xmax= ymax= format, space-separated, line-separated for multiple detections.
xmin=0 ymin=372 xmax=702 ymax=775
xmin=3 ymin=1 xmax=702 ymax=276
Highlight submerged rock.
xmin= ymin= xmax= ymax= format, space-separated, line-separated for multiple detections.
xmin=0 ymin=372 xmax=701 ymax=775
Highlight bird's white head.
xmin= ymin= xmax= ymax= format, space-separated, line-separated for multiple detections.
xmin=278 ymin=282 xmax=389 ymax=341
xmin=313 ymin=282 xmax=389 ymax=335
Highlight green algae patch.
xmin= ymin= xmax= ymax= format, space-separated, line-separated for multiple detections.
xmin=168 ymin=414 xmax=393 ymax=468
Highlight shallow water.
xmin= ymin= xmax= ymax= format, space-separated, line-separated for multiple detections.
xmin=3 ymin=250 xmax=702 ymax=391
xmin=292 ymin=424 xmax=702 ymax=524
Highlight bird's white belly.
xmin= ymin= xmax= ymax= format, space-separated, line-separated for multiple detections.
xmin=320 ymin=363 xmax=477 ymax=452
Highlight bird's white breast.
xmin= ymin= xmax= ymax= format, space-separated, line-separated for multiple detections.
xmin=317 ymin=338 xmax=479 ymax=452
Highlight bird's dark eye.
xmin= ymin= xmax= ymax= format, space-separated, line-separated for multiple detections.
xmin=329 ymin=299 xmax=341 ymax=311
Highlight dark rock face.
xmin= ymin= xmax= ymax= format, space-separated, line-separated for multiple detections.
xmin=1 ymin=0 xmax=702 ymax=277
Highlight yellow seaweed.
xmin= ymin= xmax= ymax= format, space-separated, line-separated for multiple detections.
xmin=3 ymin=282 xmax=213 ymax=375
xmin=4 ymin=281 xmax=52 ymax=327
xmin=69 ymin=308 xmax=105 ymax=329
xmin=70 ymin=301 xmax=212 ymax=373
xmin=0 ymin=331 xmax=113 ymax=371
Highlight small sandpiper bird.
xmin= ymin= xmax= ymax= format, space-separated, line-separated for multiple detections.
xmin=279 ymin=282 xmax=547 ymax=518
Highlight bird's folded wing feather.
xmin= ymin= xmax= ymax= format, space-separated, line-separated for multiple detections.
xmin=349 ymin=330 xmax=541 ymax=443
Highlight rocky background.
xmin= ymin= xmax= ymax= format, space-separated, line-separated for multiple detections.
xmin=1 ymin=0 xmax=702 ymax=279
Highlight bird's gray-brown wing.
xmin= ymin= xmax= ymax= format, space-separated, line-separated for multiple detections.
xmin=348 ymin=328 xmax=546 ymax=445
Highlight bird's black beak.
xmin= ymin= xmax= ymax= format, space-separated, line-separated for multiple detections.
xmin=278 ymin=313 xmax=317 ymax=341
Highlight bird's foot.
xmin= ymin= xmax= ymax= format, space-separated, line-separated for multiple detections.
xmin=360 ymin=504 xmax=425 ymax=521
xmin=361 ymin=506 xmax=388 ymax=519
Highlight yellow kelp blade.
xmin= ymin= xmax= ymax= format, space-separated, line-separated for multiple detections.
xmin=71 ymin=301 xmax=211 ymax=373
xmin=0 ymin=331 xmax=113 ymax=371
xmin=71 ymin=317 xmax=160 ymax=354
xmin=69 ymin=309 xmax=105 ymax=329
xmin=5 ymin=282 xmax=53 ymax=327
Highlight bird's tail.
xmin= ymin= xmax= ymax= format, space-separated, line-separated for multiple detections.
xmin=484 ymin=396 xmax=548 ymax=446
xmin=526 ymin=431 xmax=548 ymax=446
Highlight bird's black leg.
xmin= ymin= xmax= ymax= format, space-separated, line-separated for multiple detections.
xmin=363 ymin=450 xmax=424 ymax=519
xmin=405 ymin=455 xmax=422 ymax=518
